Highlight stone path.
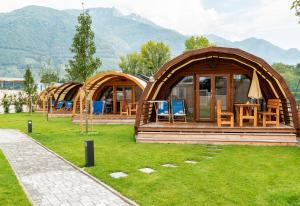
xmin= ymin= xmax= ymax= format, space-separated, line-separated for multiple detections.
xmin=0 ymin=129 xmax=134 ymax=206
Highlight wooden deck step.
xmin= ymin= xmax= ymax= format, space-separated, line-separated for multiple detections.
xmin=136 ymin=132 xmax=298 ymax=146
xmin=72 ymin=118 xmax=135 ymax=124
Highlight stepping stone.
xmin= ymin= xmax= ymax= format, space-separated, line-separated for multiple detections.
xmin=162 ymin=163 xmax=178 ymax=168
xmin=202 ymin=156 xmax=213 ymax=159
xmin=139 ymin=168 xmax=155 ymax=174
xmin=185 ymin=160 xmax=198 ymax=164
xmin=110 ymin=172 xmax=128 ymax=179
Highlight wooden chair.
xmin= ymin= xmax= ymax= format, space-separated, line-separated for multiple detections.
xmin=120 ymin=101 xmax=129 ymax=115
xmin=217 ymin=100 xmax=234 ymax=127
xmin=129 ymin=102 xmax=138 ymax=115
xmin=259 ymin=99 xmax=280 ymax=127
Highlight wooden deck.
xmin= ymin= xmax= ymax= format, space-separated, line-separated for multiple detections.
xmin=72 ymin=114 xmax=136 ymax=124
xmin=136 ymin=122 xmax=297 ymax=146
xmin=48 ymin=111 xmax=72 ymax=117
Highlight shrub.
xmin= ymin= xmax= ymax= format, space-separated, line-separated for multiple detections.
xmin=1 ymin=94 xmax=12 ymax=113
xmin=13 ymin=92 xmax=26 ymax=113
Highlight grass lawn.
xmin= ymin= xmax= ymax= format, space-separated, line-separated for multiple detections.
xmin=1 ymin=113 xmax=300 ymax=205
xmin=0 ymin=150 xmax=31 ymax=206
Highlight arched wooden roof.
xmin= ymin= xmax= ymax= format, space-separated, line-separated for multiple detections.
xmin=53 ymin=82 xmax=82 ymax=102
xmin=72 ymin=71 xmax=147 ymax=115
xmin=136 ymin=47 xmax=299 ymax=128
xmin=84 ymin=71 xmax=146 ymax=90
xmin=39 ymin=86 xmax=57 ymax=100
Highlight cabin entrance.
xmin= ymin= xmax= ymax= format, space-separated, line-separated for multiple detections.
xmin=197 ymin=75 xmax=229 ymax=122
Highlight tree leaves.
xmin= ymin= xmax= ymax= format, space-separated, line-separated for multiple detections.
xmin=185 ymin=36 xmax=215 ymax=51
xmin=119 ymin=40 xmax=171 ymax=77
xmin=66 ymin=11 xmax=102 ymax=82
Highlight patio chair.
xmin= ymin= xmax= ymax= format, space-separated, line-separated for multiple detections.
xmin=217 ymin=100 xmax=234 ymax=127
xmin=171 ymin=99 xmax=187 ymax=122
xmin=259 ymin=99 xmax=280 ymax=127
xmin=93 ymin=100 xmax=105 ymax=115
xmin=65 ymin=101 xmax=73 ymax=111
xmin=129 ymin=102 xmax=138 ymax=115
xmin=56 ymin=101 xmax=64 ymax=111
xmin=156 ymin=101 xmax=171 ymax=123
xmin=120 ymin=101 xmax=129 ymax=115
xmin=51 ymin=99 xmax=55 ymax=107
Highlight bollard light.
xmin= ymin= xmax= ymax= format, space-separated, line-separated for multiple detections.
xmin=85 ymin=140 xmax=94 ymax=167
xmin=28 ymin=120 xmax=32 ymax=133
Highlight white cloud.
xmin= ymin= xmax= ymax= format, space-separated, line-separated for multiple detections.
xmin=0 ymin=0 xmax=299 ymax=49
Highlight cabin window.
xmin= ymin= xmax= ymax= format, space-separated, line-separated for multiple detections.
xmin=233 ymin=75 xmax=251 ymax=103
xmin=98 ymin=86 xmax=113 ymax=101
xmin=135 ymin=87 xmax=142 ymax=102
xmin=171 ymin=76 xmax=194 ymax=119
xmin=215 ymin=76 xmax=228 ymax=110
xmin=125 ymin=86 xmax=132 ymax=102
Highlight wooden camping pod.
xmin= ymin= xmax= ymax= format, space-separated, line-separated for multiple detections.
xmin=135 ymin=47 xmax=299 ymax=139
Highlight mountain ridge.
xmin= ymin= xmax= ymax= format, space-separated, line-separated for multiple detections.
xmin=0 ymin=5 xmax=299 ymax=79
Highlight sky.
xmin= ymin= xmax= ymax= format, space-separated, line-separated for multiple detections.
xmin=0 ymin=0 xmax=300 ymax=49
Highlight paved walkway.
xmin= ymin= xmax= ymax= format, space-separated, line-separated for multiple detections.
xmin=0 ymin=129 xmax=133 ymax=206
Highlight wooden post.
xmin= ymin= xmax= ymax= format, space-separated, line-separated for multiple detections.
xmin=42 ymin=98 xmax=46 ymax=117
xmin=50 ymin=95 xmax=53 ymax=114
xmin=113 ymin=85 xmax=117 ymax=114
xmin=89 ymin=96 xmax=93 ymax=132
xmin=80 ymin=89 xmax=83 ymax=134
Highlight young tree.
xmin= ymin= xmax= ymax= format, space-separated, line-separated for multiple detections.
xmin=66 ymin=10 xmax=102 ymax=82
xmin=67 ymin=9 xmax=101 ymax=134
xmin=185 ymin=36 xmax=215 ymax=51
xmin=292 ymin=0 xmax=300 ymax=21
xmin=119 ymin=52 xmax=142 ymax=75
xmin=140 ymin=41 xmax=171 ymax=76
xmin=23 ymin=66 xmax=37 ymax=114
xmin=40 ymin=60 xmax=59 ymax=88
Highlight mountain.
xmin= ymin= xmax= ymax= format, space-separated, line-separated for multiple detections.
xmin=0 ymin=5 xmax=299 ymax=79
xmin=205 ymin=34 xmax=300 ymax=64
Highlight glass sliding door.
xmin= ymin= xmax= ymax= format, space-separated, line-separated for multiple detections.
xmin=215 ymin=76 xmax=228 ymax=111
xmin=171 ymin=76 xmax=194 ymax=120
xmin=199 ymin=76 xmax=212 ymax=120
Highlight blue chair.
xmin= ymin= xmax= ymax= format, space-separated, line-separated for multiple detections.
xmin=171 ymin=99 xmax=187 ymax=122
xmin=65 ymin=101 xmax=73 ymax=111
xmin=51 ymin=99 xmax=55 ymax=107
xmin=56 ymin=101 xmax=64 ymax=110
xmin=93 ymin=101 xmax=105 ymax=115
xmin=156 ymin=101 xmax=171 ymax=122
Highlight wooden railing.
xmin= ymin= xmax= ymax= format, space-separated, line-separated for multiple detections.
xmin=137 ymin=101 xmax=153 ymax=126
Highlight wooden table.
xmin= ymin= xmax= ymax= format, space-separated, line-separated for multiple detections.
xmin=234 ymin=103 xmax=260 ymax=127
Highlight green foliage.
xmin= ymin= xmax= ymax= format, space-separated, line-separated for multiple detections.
xmin=23 ymin=66 xmax=37 ymax=113
xmin=185 ymin=36 xmax=215 ymax=51
xmin=272 ymin=63 xmax=300 ymax=99
xmin=291 ymin=0 xmax=300 ymax=21
xmin=0 ymin=151 xmax=31 ymax=205
xmin=12 ymin=92 xmax=26 ymax=113
xmin=39 ymin=60 xmax=59 ymax=86
xmin=119 ymin=40 xmax=171 ymax=76
xmin=66 ymin=11 xmax=102 ymax=82
xmin=140 ymin=41 xmax=171 ymax=76
xmin=119 ymin=52 xmax=142 ymax=75
xmin=1 ymin=94 xmax=12 ymax=113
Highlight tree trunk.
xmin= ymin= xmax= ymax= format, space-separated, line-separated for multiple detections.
xmin=84 ymin=84 xmax=88 ymax=134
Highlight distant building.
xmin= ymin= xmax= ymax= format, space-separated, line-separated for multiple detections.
xmin=0 ymin=77 xmax=24 ymax=90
